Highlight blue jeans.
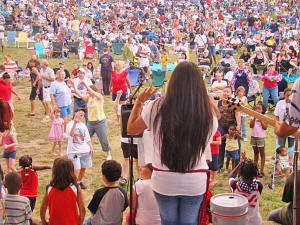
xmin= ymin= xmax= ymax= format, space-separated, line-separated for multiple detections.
xmin=263 ymin=86 xmax=278 ymax=109
xmin=241 ymin=116 xmax=247 ymax=139
xmin=153 ymin=192 xmax=204 ymax=225
xmin=87 ymin=119 xmax=111 ymax=152
xmin=74 ymin=97 xmax=88 ymax=123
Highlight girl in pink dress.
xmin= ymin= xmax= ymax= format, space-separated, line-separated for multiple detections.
xmin=48 ymin=108 xmax=64 ymax=156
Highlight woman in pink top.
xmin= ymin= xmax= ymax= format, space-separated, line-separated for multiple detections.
xmin=250 ymin=102 xmax=268 ymax=178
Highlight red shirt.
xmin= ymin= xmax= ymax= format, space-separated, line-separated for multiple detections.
xmin=19 ymin=167 xmax=38 ymax=197
xmin=210 ymin=130 xmax=221 ymax=155
xmin=0 ymin=78 xmax=12 ymax=101
xmin=111 ymin=70 xmax=128 ymax=94
xmin=47 ymin=185 xmax=80 ymax=225
xmin=263 ymin=71 xmax=280 ymax=88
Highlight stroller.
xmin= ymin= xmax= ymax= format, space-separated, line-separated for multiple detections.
xmin=268 ymin=143 xmax=295 ymax=189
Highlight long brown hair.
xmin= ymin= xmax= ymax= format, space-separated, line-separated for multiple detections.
xmin=153 ymin=62 xmax=215 ymax=172
xmin=50 ymin=158 xmax=77 ymax=190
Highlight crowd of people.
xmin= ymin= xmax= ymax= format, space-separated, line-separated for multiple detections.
xmin=0 ymin=0 xmax=299 ymax=224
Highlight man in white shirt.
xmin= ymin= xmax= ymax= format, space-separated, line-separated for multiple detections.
xmin=138 ymin=37 xmax=151 ymax=74
xmin=195 ymin=30 xmax=207 ymax=52
xmin=230 ymin=34 xmax=242 ymax=52
xmin=38 ymin=60 xmax=55 ymax=122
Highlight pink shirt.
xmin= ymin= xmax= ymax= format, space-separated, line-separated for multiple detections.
xmin=2 ymin=134 xmax=16 ymax=153
xmin=250 ymin=117 xmax=266 ymax=138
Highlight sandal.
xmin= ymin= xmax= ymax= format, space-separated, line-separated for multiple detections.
xmin=119 ymin=178 xmax=127 ymax=186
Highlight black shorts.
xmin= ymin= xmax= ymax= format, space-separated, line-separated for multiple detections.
xmin=28 ymin=197 xmax=36 ymax=211
xmin=208 ymin=154 xmax=219 ymax=171
xmin=29 ymin=85 xmax=43 ymax=101
xmin=121 ymin=142 xmax=138 ymax=159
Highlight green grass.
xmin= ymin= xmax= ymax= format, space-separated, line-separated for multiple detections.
xmin=0 ymin=47 xmax=291 ymax=222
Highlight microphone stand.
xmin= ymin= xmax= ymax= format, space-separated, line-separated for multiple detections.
xmin=129 ymin=78 xmax=144 ymax=225
xmin=293 ymin=139 xmax=298 ymax=225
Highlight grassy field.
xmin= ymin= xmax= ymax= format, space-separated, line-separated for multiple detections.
xmin=0 ymin=47 xmax=291 ymax=221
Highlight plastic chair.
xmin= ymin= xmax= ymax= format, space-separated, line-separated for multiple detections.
xmin=17 ymin=32 xmax=29 ymax=48
xmin=152 ymin=70 xmax=167 ymax=92
xmin=34 ymin=43 xmax=46 ymax=57
xmin=126 ymin=68 xmax=140 ymax=87
xmin=6 ymin=31 xmax=16 ymax=47
xmin=112 ymin=42 xmax=123 ymax=55
xmin=32 ymin=25 xmax=40 ymax=35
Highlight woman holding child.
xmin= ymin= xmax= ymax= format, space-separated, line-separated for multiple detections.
xmin=127 ymin=62 xmax=219 ymax=224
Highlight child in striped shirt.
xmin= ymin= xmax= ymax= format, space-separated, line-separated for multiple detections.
xmin=4 ymin=172 xmax=32 ymax=225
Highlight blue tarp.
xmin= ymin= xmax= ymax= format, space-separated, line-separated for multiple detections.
xmin=150 ymin=63 xmax=176 ymax=72
xmin=281 ymin=72 xmax=300 ymax=83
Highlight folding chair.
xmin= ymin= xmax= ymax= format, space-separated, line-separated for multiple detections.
xmin=32 ymin=25 xmax=40 ymax=35
xmin=85 ymin=45 xmax=95 ymax=59
xmin=152 ymin=70 xmax=167 ymax=93
xmin=6 ymin=31 xmax=16 ymax=47
xmin=34 ymin=43 xmax=46 ymax=58
xmin=112 ymin=42 xmax=123 ymax=55
xmin=52 ymin=41 xmax=63 ymax=58
xmin=126 ymin=68 xmax=140 ymax=87
xmin=68 ymin=41 xmax=79 ymax=54
xmin=17 ymin=32 xmax=29 ymax=48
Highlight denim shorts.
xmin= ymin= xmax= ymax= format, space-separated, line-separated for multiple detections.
xmin=112 ymin=91 xmax=127 ymax=101
xmin=225 ymin=150 xmax=239 ymax=160
xmin=68 ymin=152 xmax=92 ymax=170
xmin=59 ymin=105 xmax=72 ymax=118
xmin=3 ymin=151 xmax=16 ymax=159
xmin=208 ymin=154 xmax=219 ymax=171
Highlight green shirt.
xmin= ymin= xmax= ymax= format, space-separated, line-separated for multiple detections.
xmin=279 ymin=171 xmax=300 ymax=225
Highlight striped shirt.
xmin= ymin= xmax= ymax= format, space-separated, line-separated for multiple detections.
xmin=4 ymin=194 xmax=32 ymax=225
xmin=4 ymin=60 xmax=18 ymax=72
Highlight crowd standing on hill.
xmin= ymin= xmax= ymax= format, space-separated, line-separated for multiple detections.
xmin=0 ymin=0 xmax=300 ymax=224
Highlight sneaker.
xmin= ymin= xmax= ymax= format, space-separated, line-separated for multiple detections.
xmin=265 ymin=110 xmax=270 ymax=114
xmin=209 ymin=180 xmax=218 ymax=187
xmin=79 ymin=182 xmax=87 ymax=190
xmin=224 ymin=169 xmax=228 ymax=174
xmin=119 ymin=178 xmax=127 ymax=186
xmin=259 ymin=172 xmax=264 ymax=178
xmin=243 ymin=138 xmax=248 ymax=142
xmin=106 ymin=154 xmax=112 ymax=161
xmin=41 ymin=116 xmax=50 ymax=123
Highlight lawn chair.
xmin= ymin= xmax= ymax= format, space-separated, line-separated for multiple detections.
xmin=6 ymin=31 xmax=16 ymax=47
xmin=152 ymin=70 xmax=167 ymax=93
xmin=34 ymin=43 xmax=46 ymax=58
xmin=98 ymin=41 xmax=107 ymax=55
xmin=247 ymin=80 xmax=261 ymax=108
xmin=52 ymin=41 xmax=63 ymax=58
xmin=68 ymin=41 xmax=79 ymax=54
xmin=112 ymin=42 xmax=123 ymax=55
xmin=126 ymin=68 xmax=140 ymax=87
xmin=17 ymin=32 xmax=29 ymax=48
xmin=85 ymin=45 xmax=95 ymax=59
xmin=32 ymin=25 xmax=40 ymax=35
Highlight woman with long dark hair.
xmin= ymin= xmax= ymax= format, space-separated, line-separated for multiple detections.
xmin=0 ymin=99 xmax=13 ymax=133
xmin=127 ymin=62 xmax=219 ymax=224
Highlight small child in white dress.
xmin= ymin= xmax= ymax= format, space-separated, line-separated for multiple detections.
xmin=276 ymin=146 xmax=293 ymax=182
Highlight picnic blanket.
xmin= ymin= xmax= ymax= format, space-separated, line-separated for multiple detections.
xmin=150 ymin=63 xmax=176 ymax=72
xmin=281 ymin=72 xmax=300 ymax=83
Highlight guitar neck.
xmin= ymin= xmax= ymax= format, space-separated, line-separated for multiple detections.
xmin=238 ymin=105 xmax=300 ymax=139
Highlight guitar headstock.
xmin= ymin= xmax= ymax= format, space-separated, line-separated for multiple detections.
xmin=224 ymin=98 xmax=242 ymax=111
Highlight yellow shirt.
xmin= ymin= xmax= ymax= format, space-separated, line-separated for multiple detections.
xmin=225 ymin=138 xmax=239 ymax=151
xmin=161 ymin=54 xmax=168 ymax=66
xmin=87 ymin=97 xmax=106 ymax=121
